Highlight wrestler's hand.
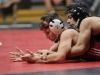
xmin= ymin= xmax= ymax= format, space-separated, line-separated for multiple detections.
xmin=21 ymin=49 xmax=36 ymax=63
xmin=36 ymin=50 xmax=49 ymax=60
xmin=9 ymin=47 xmax=25 ymax=62
xmin=36 ymin=50 xmax=53 ymax=60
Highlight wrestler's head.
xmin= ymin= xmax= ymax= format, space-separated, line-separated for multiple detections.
xmin=65 ymin=2 xmax=91 ymax=28
xmin=39 ymin=11 xmax=65 ymax=43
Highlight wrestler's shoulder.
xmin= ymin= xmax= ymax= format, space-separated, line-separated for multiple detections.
xmin=82 ymin=16 xmax=100 ymax=21
xmin=62 ymin=29 xmax=78 ymax=36
xmin=82 ymin=17 xmax=92 ymax=22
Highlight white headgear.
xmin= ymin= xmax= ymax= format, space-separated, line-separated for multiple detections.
xmin=49 ymin=19 xmax=64 ymax=35
xmin=43 ymin=19 xmax=64 ymax=43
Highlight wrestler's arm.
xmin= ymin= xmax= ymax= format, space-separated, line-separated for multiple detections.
xmin=49 ymin=42 xmax=59 ymax=51
xmin=36 ymin=27 xmax=67 ymax=54
xmin=36 ymin=42 xmax=59 ymax=57
xmin=69 ymin=18 xmax=91 ymax=57
xmin=35 ymin=30 xmax=72 ymax=63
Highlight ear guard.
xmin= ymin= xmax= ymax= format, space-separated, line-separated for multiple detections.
xmin=43 ymin=19 xmax=64 ymax=35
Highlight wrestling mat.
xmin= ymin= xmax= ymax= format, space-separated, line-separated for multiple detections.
xmin=0 ymin=28 xmax=100 ymax=75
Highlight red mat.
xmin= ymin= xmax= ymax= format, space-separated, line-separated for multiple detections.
xmin=0 ymin=30 xmax=100 ymax=74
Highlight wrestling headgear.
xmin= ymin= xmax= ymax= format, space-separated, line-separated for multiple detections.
xmin=44 ymin=19 xmax=64 ymax=35
xmin=69 ymin=7 xmax=90 ymax=21
xmin=43 ymin=19 xmax=64 ymax=43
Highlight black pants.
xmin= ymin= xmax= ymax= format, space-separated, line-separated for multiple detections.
xmin=1 ymin=3 xmax=14 ymax=16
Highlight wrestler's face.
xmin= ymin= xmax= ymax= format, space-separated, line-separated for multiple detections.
xmin=66 ymin=14 xmax=76 ymax=26
xmin=42 ymin=28 xmax=57 ymax=42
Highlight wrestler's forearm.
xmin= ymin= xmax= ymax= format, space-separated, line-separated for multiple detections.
xmin=35 ymin=53 xmax=61 ymax=63
xmin=68 ymin=45 xmax=89 ymax=58
xmin=68 ymin=46 xmax=82 ymax=58
xmin=35 ymin=58 xmax=48 ymax=63
xmin=49 ymin=42 xmax=59 ymax=52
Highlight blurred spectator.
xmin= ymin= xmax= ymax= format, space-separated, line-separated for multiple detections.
xmin=0 ymin=0 xmax=21 ymax=23
xmin=44 ymin=0 xmax=72 ymax=12
xmin=18 ymin=0 xmax=31 ymax=9
xmin=44 ymin=0 xmax=93 ymax=13
xmin=73 ymin=0 xmax=93 ymax=9
xmin=90 ymin=0 xmax=100 ymax=16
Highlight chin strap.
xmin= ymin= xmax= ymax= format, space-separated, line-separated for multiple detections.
xmin=54 ymin=37 xmax=58 ymax=43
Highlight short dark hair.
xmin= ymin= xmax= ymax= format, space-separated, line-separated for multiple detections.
xmin=65 ymin=2 xmax=89 ymax=14
xmin=39 ymin=11 xmax=63 ymax=30
xmin=65 ymin=2 xmax=91 ymax=28
xmin=65 ymin=2 xmax=90 ymax=20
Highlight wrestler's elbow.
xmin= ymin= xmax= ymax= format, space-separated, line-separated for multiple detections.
xmin=77 ymin=45 xmax=87 ymax=55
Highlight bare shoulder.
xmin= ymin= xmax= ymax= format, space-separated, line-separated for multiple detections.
xmin=81 ymin=17 xmax=92 ymax=23
xmin=61 ymin=29 xmax=78 ymax=37
xmin=82 ymin=17 xmax=100 ymax=23
xmin=80 ymin=17 xmax=100 ymax=28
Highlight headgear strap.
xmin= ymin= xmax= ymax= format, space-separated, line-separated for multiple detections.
xmin=43 ymin=21 xmax=52 ymax=27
